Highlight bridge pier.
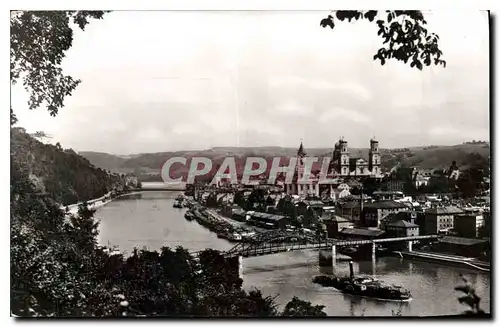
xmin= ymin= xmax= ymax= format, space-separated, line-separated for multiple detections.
xmin=238 ymin=255 xmax=243 ymax=279
xmin=331 ymin=245 xmax=336 ymax=265
xmin=408 ymin=240 xmax=413 ymax=252
xmin=372 ymin=242 xmax=376 ymax=260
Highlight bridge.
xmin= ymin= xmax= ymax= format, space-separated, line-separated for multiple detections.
xmin=140 ymin=182 xmax=186 ymax=191
xmin=191 ymin=230 xmax=440 ymax=260
xmin=189 ymin=230 xmax=441 ymax=277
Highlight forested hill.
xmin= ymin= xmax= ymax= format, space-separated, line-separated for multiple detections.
xmin=10 ymin=127 xmax=121 ymax=206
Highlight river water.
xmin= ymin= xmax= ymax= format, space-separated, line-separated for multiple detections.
xmin=96 ymin=191 xmax=491 ymax=317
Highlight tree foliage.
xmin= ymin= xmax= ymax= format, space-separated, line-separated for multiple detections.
xmin=320 ymin=10 xmax=446 ymax=70
xmin=455 ymin=276 xmax=487 ymax=316
xmin=10 ymin=11 xmax=107 ymax=117
xmin=281 ymin=297 xmax=327 ymax=317
xmin=11 ymin=127 xmax=121 ymax=205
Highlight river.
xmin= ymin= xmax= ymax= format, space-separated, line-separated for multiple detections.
xmin=96 ymin=191 xmax=491 ymax=317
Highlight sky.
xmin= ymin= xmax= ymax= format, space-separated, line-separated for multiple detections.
xmin=11 ymin=10 xmax=490 ymax=154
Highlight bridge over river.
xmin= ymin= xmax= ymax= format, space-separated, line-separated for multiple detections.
xmin=95 ymin=191 xmax=490 ymax=316
xmin=191 ymin=230 xmax=440 ymax=260
xmin=141 ymin=182 xmax=186 ymax=191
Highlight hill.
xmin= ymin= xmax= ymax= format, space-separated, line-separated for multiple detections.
xmin=78 ymin=151 xmax=129 ymax=172
xmin=79 ymin=143 xmax=490 ymax=182
xmin=11 ymin=128 xmax=121 ymax=205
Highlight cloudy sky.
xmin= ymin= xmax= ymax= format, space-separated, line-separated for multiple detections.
xmin=11 ymin=10 xmax=489 ymax=154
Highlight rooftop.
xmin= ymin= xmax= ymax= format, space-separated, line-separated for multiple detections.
xmin=381 ymin=211 xmax=415 ymax=222
xmin=328 ymin=215 xmax=352 ymax=223
xmin=247 ymin=211 xmax=286 ymax=222
xmin=385 ymin=220 xmax=419 ymax=228
xmin=363 ymin=200 xmax=409 ymax=209
xmin=339 ymin=228 xmax=385 ymax=238
xmin=426 ymin=206 xmax=463 ymax=215
xmin=373 ymin=191 xmax=404 ymax=195
xmin=439 ymin=236 xmax=489 ymax=246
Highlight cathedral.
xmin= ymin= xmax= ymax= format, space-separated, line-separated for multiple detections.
xmin=329 ymin=137 xmax=382 ymax=177
xmin=284 ymin=137 xmax=383 ymax=199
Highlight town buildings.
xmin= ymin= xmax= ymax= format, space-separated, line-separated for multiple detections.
xmin=329 ymin=137 xmax=383 ymax=177
xmin=383 ymin=220 xmax=420 ymax=238
xmin=324 ymin=215 xmax=354 ymax=238
xmin=362 ymin=200 xmax=410 ymax=228
xmin=454 ymin=210 xmax=485 ymax=238
xmin=423 ymin=206 xmax=463 ymax=235
xmin=284 ymin=137 xmax=384 ymax=199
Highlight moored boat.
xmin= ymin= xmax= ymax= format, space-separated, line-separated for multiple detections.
xmin=184 ymin=210 xmax=195 ymax=221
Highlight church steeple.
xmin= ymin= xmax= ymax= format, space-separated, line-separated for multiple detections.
xmin=297 ymin=140 xmax=306 ymax=157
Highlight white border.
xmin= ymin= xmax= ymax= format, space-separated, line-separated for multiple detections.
xmin=3 ymin=0 xmax=498 ymax=326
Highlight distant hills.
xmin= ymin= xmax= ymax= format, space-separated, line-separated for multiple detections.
xmin=79 ymin=143 xmax=490 ymax=181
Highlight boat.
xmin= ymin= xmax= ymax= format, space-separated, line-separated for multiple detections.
xmin=313 ymin=261 xmax=412 ymax=302
xmin=184 ymin=210 xmax=195 ymax=221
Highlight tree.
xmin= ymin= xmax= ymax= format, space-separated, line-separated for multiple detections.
xmin=247 ymin=189 xmax=267 ymax=211
xmin=10 ymin=107 xmax=18 ymax=126
xmin=10 ymin=11 xmax=107 ymax=117
xmin=281 ymin=297 xmax=327 ymax=317
xmin=455 ymin=276 xmax=487 ymax=316
xmin=320 ymin=10 xmax=446 ymax=70
xmin=277 ymin=195 xmax=297 ymax=221
xmin=233 ymin=190 xmax=247 ymax=209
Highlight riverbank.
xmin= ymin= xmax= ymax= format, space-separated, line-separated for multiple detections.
xmin=183 ymin=204 xmax=255 ymax=242
xmin=392 ymin=251 xmax=490 ymax=272
xmin=62 ymin=189 xmax=144 ymax=215
xmin=94 ymin=191 xmax=491 ymax=316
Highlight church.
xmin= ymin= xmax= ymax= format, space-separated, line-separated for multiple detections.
xmin=284 ymin=137 xmax=383 ymax=199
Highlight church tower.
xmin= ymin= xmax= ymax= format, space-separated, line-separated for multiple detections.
xmin=297 ymin=141 xmax=306 ymax=181
xmin=339 ymin=137 xmax=350 ymax=176
xmin=369 ymin=137 xmax=380 ymax=176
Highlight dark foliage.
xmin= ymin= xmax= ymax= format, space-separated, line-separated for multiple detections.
xmin=282 ymin=297 xmax=327 ymax=317
xmin=320 ymin=11 xmax=446 ymax=70
xmin=10 ymin=11 xmax=107 ymax=116
xmin=455 ymin=276 xmax=486 ymax=316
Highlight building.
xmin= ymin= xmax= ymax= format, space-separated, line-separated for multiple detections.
xmin=336 ymin=200 xmax=363 ymax=223
xmin=379 ymin=211 xmax=417 ymax=230
xmin=436 ymin=236 xmax=489 ymax=257
xmin=246 ymin=211 xmax=289 ymax=229
xmin=424 ymin=206 xmax=463 ymax=235
xmin=284 ymin=142 xmax=320 ymax=197
xmin=324 ymin=215 xmax=354 ymax=238
xmin=284 ymin=137 xmax=383 ymax=198
xmin=372 ymin=191 xmax=404 ymax=201
xmin=362 ymin=200 xmax=410 ymax=228
xmin=383 ymin=179 xmax=405 ymax=192
xmin=383 ymin=220 xmax=419 ymax=238
xmin=338 ymin=228 xmax=385 ymax=240
xmin=413 ymin=170 xmax=431 ymax=188
xmin=330 ymin=137 xmax=383 ymax=178
xmin=483 ymin=209 xmax=491 ymax=238
xmin=454 ymin=211 xmax=485 ymax=238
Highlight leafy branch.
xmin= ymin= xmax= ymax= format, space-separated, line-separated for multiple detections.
xmin=455 ymin=275 xmax=486 ymax=316
xmin=10 ymin=11 xmax=108 ymax=116
xmin=320 ymin=10 xmax=446 ymax=70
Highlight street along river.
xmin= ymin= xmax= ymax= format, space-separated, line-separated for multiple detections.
xmin=96 ymin=191 xmax=490 ymax=317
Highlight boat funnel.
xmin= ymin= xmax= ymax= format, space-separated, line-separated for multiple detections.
xmin=349 ymin=261 xmax=354 ymax=279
